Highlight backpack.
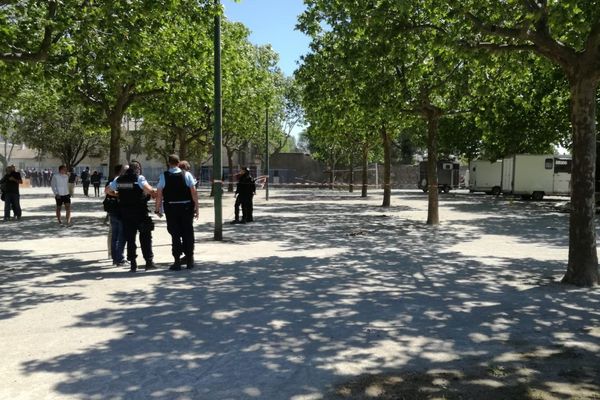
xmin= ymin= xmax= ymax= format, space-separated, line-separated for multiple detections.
xmin=103 ymin=195 xmax=119 ymax=213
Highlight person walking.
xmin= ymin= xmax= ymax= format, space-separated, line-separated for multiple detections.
xmin=68 ymin=168 xmax=77 ymax=196
xmin=155 ymin=154 xmax=199 ymax=271
xmin=232 ymin=167 xmax=256 ymax=224
xmin=91 ymin=170 xmax=101 ymax=197
xmin=51 ymin=165 xmax=72 ymax=226
xmin=0 ymin=164 xmax=23 ymax=221
xmin=81 ymin=167 xmax=91 ymax=196
xmin=108 ymin=161 xmax=156 ymax=272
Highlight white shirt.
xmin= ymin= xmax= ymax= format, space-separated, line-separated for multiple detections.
xmin=51 ymin=173 xmax=70 ymax=196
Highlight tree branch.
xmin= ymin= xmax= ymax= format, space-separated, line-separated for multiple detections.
xmin=460 ymin=7 xmax=578 ymax=69
xmin=125 ymin=88 xmax=164 ymax=109
xmin=460 ymin=41 xmax=537 ymax=53
xmin=464 ymin=11 xmax=531 ymax=41
xmin=584 ymin=21 xmax=600 ymax=69
xmin=0 ymin=1 xmax=58 ymax=63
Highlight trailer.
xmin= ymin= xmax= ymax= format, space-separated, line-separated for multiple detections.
xmin=501 ymin=154 xmax=571 ymax=200
xmin=468 ymin=159 xmax=503 ymax=195
xmin=418 ymin=160 xmax=460 ymax=193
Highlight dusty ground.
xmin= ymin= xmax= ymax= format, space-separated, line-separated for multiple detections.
xmin=0 ymin=187 xmax=599 ymax=400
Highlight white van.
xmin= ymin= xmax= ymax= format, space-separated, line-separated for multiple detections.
xmin=501 ymin=154 xmax=571 ymax=200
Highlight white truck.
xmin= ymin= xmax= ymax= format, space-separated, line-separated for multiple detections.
xmin=469 ymin=159 xmax=503 ymax=195
xmin=501 ymin=154 xmax=571 ymax=200
xmin=469 ymin=154 xmax=572 ymax=200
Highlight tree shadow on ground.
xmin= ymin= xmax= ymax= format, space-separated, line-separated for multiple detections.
xmin=7 ymin=189 xmax=600 ymax=399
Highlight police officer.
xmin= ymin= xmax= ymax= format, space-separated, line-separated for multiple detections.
xmin=232 ymin=167 xmax=256 ymax=224
xmin=155 ymin=154 xmax=199 ymax=271
xmin=108 ymin=161 xmax=156 ymax=272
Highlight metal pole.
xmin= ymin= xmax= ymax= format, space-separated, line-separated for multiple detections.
xmin=265 ymin=105 xmax=269 ymax=201
xmin=212 ymin=0 xmax=223 ymax=240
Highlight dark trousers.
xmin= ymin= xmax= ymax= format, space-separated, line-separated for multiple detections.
xmin=93 ymin=183 xmax=100 ymax=197
xmin=110 ymin=214 xmax=126 ymax=264
xmin=3 ymin=193 xmax=21 ymax=220
xmin=82 ymin=181 xmax=90 ymax=196
xmin=121 ymin=212 xmax=153 ymax=263
xmin=165 ymin=203 xmax=195 ymax=260
xmin=234 ymin=195 xmax=253 ymax=222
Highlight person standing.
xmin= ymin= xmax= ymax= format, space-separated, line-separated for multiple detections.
xmin=0 ymin=164 xmax=23 ymax=221
xmin=155 ymin=154 xmax=199 ymax=271
xmin=104 ymin=165 xmax=127 ymax=267
xmin=91 ymin=170 xmax=101 ymax=197
xmin=108 ymin=161 xmax=156 ymax=272
xmin=232 ymin=167 xmax=256 ymax=224
xmin=51 ymin=165 xmax=72 ymax=226
xmin=81 ymin=167 xmax=91 ymax=196
xmin=68 ymin=168 xmax=77 ymax=196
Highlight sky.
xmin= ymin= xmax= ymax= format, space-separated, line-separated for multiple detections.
xmin=224 ymin=0 xmax=311 ymax=77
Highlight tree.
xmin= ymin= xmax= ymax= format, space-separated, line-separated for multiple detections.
xmin=444 ymin=2 xmax=600 ymax=285
xmin=221 ymin=27 xmax=281 ymax=192
xmin=299 ymin=1 xmax=477 ymax=218
xmin=296 ymin=31 xmax=381 ymax=198
xmin=0 ymin=1 xmax=62 ymax=63
xmin=13 ymin=81 xmax=108 ymax=169
xmin=58 ymin=0 xmax=213 ymax=176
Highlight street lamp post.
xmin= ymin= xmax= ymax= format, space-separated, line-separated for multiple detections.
xmin=265 ymin=104 xmax=269 ymax=201
xmin=213 ymin=0 xmax=223 ymax=240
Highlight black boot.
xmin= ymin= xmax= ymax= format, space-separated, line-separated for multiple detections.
xmin=129 ymin=260 xmax=137 ymax=273
xmin=186 ymin=256 xmax=195 ymax=269
xmin=145 ymin=259 xmax=156 ymax=271
xmin=169 ymin=258 xmax=182 ymax=271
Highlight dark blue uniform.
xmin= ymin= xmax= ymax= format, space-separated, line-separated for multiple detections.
xmin=116 ymin=172 xmax=154 ymax=271
xmin=162 ymin=171 xmax=195 ymax=269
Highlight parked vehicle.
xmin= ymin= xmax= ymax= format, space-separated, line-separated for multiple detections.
xmin=468 ymin=154 xmax=571 ymax=200
xmin=469 ymin=159 xmax=503 ymax=195
xmin=502 ymin=154 xmax=571 ymax=200
xmin=418 ymin=160 xmax=460 ymax=193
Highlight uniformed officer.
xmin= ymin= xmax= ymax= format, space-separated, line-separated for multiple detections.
xmin=155 ymin=154 xmax=199 ymax=270
xmin=108 ymin=161 xmax=156 ymax=272
xmin=232 ymin=167 xmax=256 ymax=224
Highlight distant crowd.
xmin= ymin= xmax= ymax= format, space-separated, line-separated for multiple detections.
xmin=21 ymin=168 xmax=57 ymax=187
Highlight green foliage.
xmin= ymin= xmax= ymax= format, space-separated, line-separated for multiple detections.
xmin=13 ymin=78 xmax=109 ymax=168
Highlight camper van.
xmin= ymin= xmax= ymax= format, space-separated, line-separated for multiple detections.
xmin=501 ymin=154 xmax=571 ymax=200
xmin=469 ymin=159 xmax=503 ymax=195
xmin=418 ymin=160 xmax=460 ymax=193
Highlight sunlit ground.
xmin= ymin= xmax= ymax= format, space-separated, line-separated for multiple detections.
xmin=0 ymin=188 xmax=599 ymax=400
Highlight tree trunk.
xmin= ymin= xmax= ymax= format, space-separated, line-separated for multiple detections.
xmin=177 ymin=127 xmax=188 ymax=161
xmin=227 ymin=148 xmax=234 ymax=193
xmin=381 ymin=127 xmax=391 ymax=207
xmin=108 ymin=113 xmax=123 ymax=177
xmin=349 ymin=159 xmax=354 ymax=193
xmin=361 ymin=142 xmax=368 ymax=197
xmin=329 ymin=154 xmax=336 ymax=190
xmin=562 ymin=77 xmax=600 ymax=286
xmin=426 ymin=113 xmax=440 ymax=225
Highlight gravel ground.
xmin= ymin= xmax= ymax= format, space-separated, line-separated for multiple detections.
xmin=0 ymin=187 xmax=599 ymax=400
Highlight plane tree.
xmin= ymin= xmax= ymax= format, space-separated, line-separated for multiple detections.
xmin=439 ymin=1 xmax=600 ymax=285
xmin=299 ymin=1 xmax=480 ymax=221
xmin=56 ymin=0 xmax=214 ymax=175
xmin=0 ymin=0 xmax=64 ymax=63
xmin=12 ymin=78 xmax=109 ymax=170
xmin=221 ymin=27 xmax=283 ymax=191
xmin=296 ymin=33 xmax=380 ymax=197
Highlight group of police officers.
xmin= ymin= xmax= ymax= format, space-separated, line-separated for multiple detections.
xmin=106 ymin=154 xmax=254 ymax=272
